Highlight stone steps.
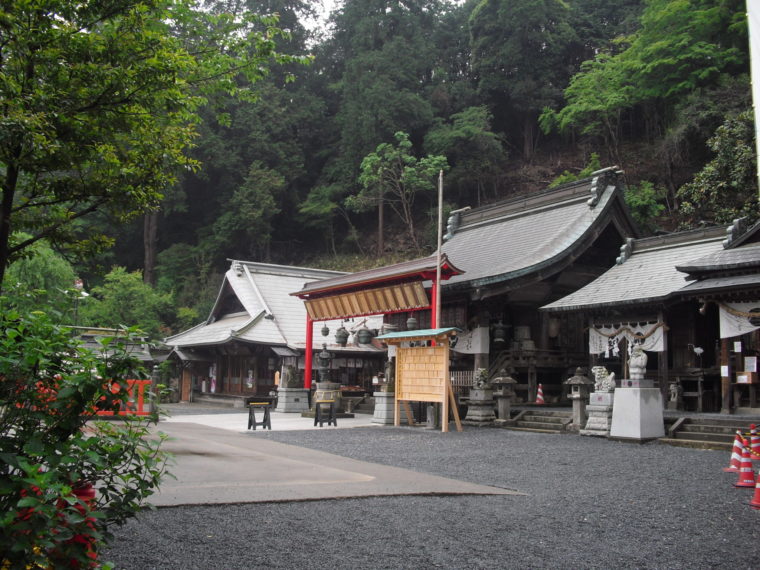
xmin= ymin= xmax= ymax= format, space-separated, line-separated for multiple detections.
xmin=501 ymin=409 xmax=572 ymax=434
xmin=663 ymin=417 xmax=753 ymax=450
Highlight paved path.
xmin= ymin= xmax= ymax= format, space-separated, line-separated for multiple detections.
xmin=153 ymin=417 xmax=520 ymax=506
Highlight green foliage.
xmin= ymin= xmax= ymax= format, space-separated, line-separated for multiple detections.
xmin=209 ymin=161 xmax=285 ymax=260
xmin=424 ymin=106 xmax=507 ymax=205
xmin=79 ymin=267 xmax=175 ymax=339
xmin=549 ymin=153 xmax=602 ymax=187
xmin=545 ymin=0 xmax=748 ymax=147
xmin=155 ymin=243 xmax=220 ymax=326
xmin=2 ymin=235 xmax=78 ymax=315
xmin=624 ymin=181 xmax=667 ymax=233
xmin=469 ymin=0 xmax=578 ymax=156
xmin=0 ymin=305 xmax=169 ymax=567
xmin=0 ymin=0 xmax=301 ymax=283
xmin=350 ymin=132 xmax=448 ymax=253
xmin=676 ymin=110 xmax=759 ymax=227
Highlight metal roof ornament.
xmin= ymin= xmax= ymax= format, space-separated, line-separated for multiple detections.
xmin=723 ymin=217 xmax=748 ymax=249
xmin=587 ymin=175 xmax=602 ymax=207
xmin=616 ymin=237 xmax=634 ymax=265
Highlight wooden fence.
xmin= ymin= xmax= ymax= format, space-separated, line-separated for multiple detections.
xmin=450 ymin=370 xmax=474 ymax=397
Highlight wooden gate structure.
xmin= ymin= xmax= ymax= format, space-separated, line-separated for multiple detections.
xmin=376 ymin=328 xmax=462 ymax=433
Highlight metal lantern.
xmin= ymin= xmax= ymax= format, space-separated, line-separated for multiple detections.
xmin=406 ymin=315 xmax=418 ymax=330
xmin=357 ymin=326 xmax=372 ymax=344
xmin=492 ymin=320 xmax=507 ymax=345
xmin=335 ymin=325 xmax=349 ymax=346
xmin=321 ymin=324 xmax=330 ymax=337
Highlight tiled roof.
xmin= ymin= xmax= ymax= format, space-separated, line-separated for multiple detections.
xmin=166 ymin=262 xmax=343 ymax=348
xmin=680 ymin=274 xmax=760 ymax=295
xmin=293 ymin=253 xmax=463 ymax=297
xmin=165 ymin=260 xmax=387 ymax=351
xmin=541 ymin=227 xmax=727 ymax=312
xmin=676 ymin=243 xmax=760 ymax=275
xmin=441 ymin=169 xmax=636 ymax=290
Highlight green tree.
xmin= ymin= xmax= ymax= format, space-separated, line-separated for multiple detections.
xmin=0 ymin=0 xmax=297 ymax=285
xmin=2 ymin=235 xmax=78 ymax=315
xmin=424 ymin=106 xmax=507 ymax=206
xmin=469 ymin=0 xmax=578 ymax=158
xmin=349 ymin=132 xmax=448 ymax=254
xmin=543 ymin=0 xmax=748 ymax=153
xmin=302 ymin=0 xmax=443 ymax=242
xmin=677 ymin=110 xmax=759 ymax=227
xmin=79 ymin=267 xmax=175 ymax=338
xmin=624 ymin=180 xmax=667 ymax=234
xmin=209 ymin=161 xmax=286 ymax=260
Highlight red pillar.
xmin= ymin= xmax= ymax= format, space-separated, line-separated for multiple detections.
xmin=430 ymin=276 xmax=438 ymax=329
xmin=305 ymin=316 xmax=313 ymax=389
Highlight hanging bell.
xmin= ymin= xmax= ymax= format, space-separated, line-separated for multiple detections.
xmin=357 ymin=326 xmax=372 ymax=344
xmin=406 ymin=315 xmax=418 ymax=330
xmin=493 ymin=320 xmax=506 ymax=345
xmin=335 ymin=325 xmax=349 ymax=346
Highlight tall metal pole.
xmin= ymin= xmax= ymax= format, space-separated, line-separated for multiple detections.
xmin=434 ymin=170 xmax=443 ymax=328
xmin=749 ymin=1 xmax=760 ymax=197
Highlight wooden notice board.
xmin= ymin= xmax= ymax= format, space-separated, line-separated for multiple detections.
xmin=377 ymin=328 xmax=462 ymax=433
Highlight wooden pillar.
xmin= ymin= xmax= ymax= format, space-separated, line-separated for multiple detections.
xmin=180 ymin=367 xmax=191 ymax=402
xmin=720 ymin=338 xmax=731 ymax=414
xmin=658 ymin=312 xmax=668 ymax=402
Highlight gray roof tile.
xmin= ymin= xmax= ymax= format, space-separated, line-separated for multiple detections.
xmin=441 ymin=173 xmax=635 ymax=290
xmin=542 ymin=231 xmax=726 ymax=312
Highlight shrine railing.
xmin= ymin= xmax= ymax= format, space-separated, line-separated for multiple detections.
xmin=95 ymin=379 xmax=152 ymax=417
xmin=450 ymin=370 xmax=475 ymax=397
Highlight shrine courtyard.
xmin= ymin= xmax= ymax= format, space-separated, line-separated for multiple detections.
xmin=104 ymin=405 xmax=756 ymax=569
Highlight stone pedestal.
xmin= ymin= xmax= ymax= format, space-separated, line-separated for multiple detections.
xmin=463 ymin=388 xmax=496 ymax=426
xmin=580 ymin=391 xmax=615 ymax=437
xmin=372 ymin=391 xmax=395 ymax=425
xmin=568 ymin=395 xmax=588 ymax=433
xmin=610 ymin=387 xmax=665 ymax=441
xmin=275 ymin=387 xmax=310 ymax=413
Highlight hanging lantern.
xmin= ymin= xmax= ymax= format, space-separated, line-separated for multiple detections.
xmin=357 ymin=326 xmax=373 ymax=344
xmin=335 ymin=325 xmax=349 ymax=346
xmin=406 ymin=315 xmax=418 ymax=330
xmin=548 ymin=318 xmax=561 ymax=339
xmin=321 ymin=324 xmax=330 ymax=337
xmin=492 ymin=320 xmax=506 ymax=345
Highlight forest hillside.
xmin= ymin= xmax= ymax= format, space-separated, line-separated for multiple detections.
xmin=2 ymin=0 xmax=757 ymax=336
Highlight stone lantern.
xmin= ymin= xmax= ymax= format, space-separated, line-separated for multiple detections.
xmin=491 ymin=368 xmax=518 ymax=425
xmin=463 ymin=368 xmax=496 ymax=426
xmin=564 ymin=367 xmax=593 ymax=432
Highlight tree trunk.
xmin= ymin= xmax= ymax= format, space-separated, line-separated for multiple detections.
xmin=522 ymin=115 xmax=537 ymax=160
xmin=0 ymin=162 xmax=20 ymax=288
xmin=143 ymin=211 xmax=159 ymax=286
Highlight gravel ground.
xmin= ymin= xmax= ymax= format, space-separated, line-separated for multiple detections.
xmin=103 ymin=425 xmax=757 ymax=569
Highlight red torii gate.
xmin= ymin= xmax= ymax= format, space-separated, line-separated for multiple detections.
xmin=290 ymin=254 xmax=464 ymax=389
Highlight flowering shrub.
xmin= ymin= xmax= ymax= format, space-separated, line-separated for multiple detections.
xmin=0 ymin=305 xmax=170 ymax=568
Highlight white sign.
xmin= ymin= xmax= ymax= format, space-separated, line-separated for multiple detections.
xmin=451 ymin=327 xmax=488 ymax=354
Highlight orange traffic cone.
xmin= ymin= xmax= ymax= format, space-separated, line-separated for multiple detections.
xmin=750 ymin=475 xmax=760 ymax=509
xmin=724 ymin=430 xmax=744 ymax=472
xmin=750 ymin=424 xmax=760 ymax=461
xmin=734 ymin=440 xmax=756 ymax=488
xmin=535 ymin=383 xmax=545 ymax=405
